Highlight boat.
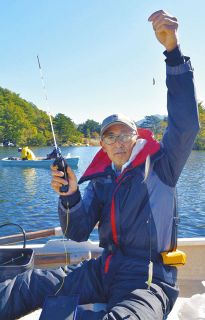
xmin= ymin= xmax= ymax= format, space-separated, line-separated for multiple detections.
xmin=0 ymin=228 xmax=204 ymax=320
xmin=0 ymin=154 xmax=79 ymax=169
xmin=2 ymin=140 xmax=15 ymax=147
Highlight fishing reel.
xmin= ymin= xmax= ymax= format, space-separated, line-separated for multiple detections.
xmin=53 ymin=155 xmax=69 ymax=193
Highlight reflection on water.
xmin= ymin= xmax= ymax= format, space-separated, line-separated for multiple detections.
xmin=0 ymin=147 xmax=204 ymax=240
xmin=22 ymin=168 xmax=37 ymax=195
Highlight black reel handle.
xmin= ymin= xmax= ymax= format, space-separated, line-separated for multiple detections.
xmin=53 ymin=157 xmax=69 ymax=193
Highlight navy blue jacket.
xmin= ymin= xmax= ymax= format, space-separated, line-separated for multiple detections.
xmin=58 ymin=57 xmax=199 ymax=288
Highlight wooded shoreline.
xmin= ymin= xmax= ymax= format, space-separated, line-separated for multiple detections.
xmin=1 ymin=87 xmax=205 ymax=149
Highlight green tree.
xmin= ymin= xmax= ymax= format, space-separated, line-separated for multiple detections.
xmin=193 ymin=102 xmax=205 ymax=150
xmin=0 ymin=86 xmax=57 ymax=146
xmin=78 ymin=119 xmax=100 ymax=137
xmin=54 ymin=113 xmax=82 ymax=144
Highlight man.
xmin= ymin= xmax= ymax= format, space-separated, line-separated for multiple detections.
xmin=0 ymin=10 xmax=199 ymax=320
xmin=20 ymin=146 xmax=36 ymax=160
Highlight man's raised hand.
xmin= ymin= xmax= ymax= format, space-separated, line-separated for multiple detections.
xmin=148 ymin=10 xmax=179 ymax=52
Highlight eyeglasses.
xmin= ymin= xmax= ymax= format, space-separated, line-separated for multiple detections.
xmin=102 ymin=133 xmax=136 ymax=145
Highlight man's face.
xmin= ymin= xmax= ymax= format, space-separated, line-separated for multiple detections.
xmin=100 ymin=124 xmax=137 ymax=170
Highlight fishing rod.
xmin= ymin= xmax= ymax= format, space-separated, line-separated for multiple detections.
xmin=37 ymin=55 xmax=68 ymax=192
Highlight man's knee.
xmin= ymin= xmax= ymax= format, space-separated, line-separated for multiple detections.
xmin=107 ymin=288 xmax=167 ymax=320
xmin=0 ymin=268 xmax=66 ymax=320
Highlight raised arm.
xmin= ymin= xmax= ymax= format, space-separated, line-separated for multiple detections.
xmin=149 ymin=10 xmax=200 ymax=184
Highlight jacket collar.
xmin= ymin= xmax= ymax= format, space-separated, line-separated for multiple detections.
xmin=79 ymin=128 xmax=160 ymax=184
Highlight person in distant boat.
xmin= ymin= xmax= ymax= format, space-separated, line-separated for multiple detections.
xmin=19 ymin=146 xmax=36 ymax=160
xmin=0 ymin=10 xmax=200 ymax=320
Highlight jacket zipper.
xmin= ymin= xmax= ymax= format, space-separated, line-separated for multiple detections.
xmin=104 ymin=174 xmax=130 ymax=273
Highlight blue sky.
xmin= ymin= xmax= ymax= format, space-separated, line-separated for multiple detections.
xmin=0 ymin=0 xmax=204 ymax=124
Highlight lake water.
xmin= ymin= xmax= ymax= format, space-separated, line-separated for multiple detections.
xmin=0 ymin=146 xmax=204 ymax=243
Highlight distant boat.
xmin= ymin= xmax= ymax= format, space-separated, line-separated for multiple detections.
xmin=2 ymin=140 xmax=15 ymax=147
xmin=0 ymin=154 xmax=79 ymax=169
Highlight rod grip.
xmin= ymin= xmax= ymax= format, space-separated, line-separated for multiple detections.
xmin=53 ymin=157 xmax=69 ymax=193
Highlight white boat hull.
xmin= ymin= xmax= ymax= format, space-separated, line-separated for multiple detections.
xmin=4 ymin=237 xmax=203 ymax=298
xmin=1 ymin=237 xmax=204 ymax=320
xmin=19 ymin=237 xmax=205 ymax=320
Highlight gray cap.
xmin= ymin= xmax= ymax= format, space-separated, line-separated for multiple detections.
xmin=100 ymin=113 xmax=137 ymax=137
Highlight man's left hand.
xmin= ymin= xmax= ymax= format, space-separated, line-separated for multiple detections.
xmin=148 ymin=10 xmax=179 ymax=52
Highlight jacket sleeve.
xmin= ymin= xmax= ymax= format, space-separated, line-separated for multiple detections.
xmin=159 ymin=58 xmax=200 ymax=185
xmin=58 ymin=181 xmax=102 ymax=242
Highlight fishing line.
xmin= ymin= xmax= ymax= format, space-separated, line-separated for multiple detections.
xmin=1 ymin=254 xmax=24 ymax=266
xmin=37 ymin=56 xmax=58 ymax=151
xmin=54 ymin=208 xmax=69 ymax=296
